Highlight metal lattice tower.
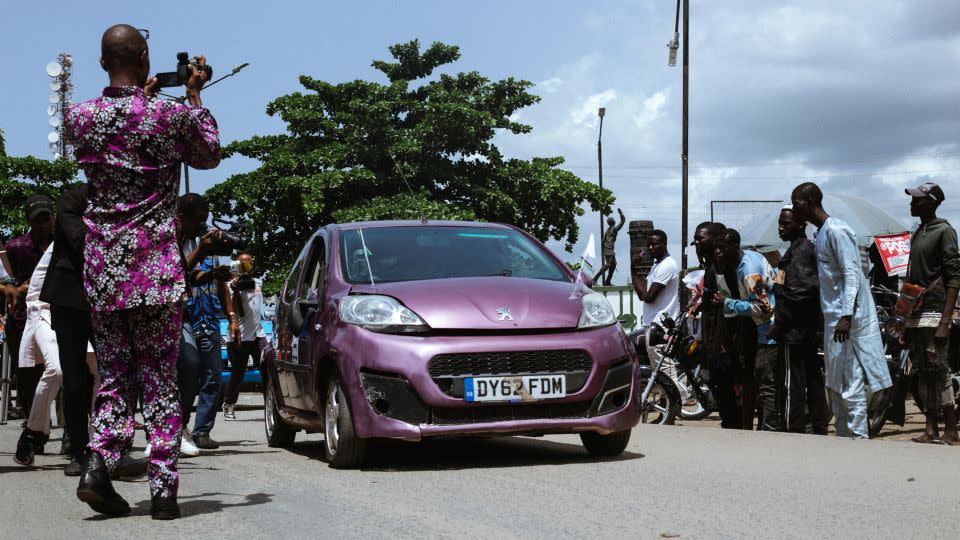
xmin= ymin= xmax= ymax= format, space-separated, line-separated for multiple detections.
xmin=45 ymin=53 xmax=73 ymax=160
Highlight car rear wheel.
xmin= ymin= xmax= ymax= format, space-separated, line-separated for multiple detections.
xmin=264 ymin=375 xmax=296 ymax=448
xmin=324 ymin=373 xmax=367 ymax=468
xmin=580 ymin=429 xmax=631 ymax=457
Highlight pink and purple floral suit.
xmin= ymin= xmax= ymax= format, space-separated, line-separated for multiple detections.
xmin=66 ymin=86 xmax=220 ymax=497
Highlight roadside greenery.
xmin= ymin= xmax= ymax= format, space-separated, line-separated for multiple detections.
xmin=0 ymin=129 xmax=79 ymax=237
xmin=207 ymin=40 xmax=613 ymax=293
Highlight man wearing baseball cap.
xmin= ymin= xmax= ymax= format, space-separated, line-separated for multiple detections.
xmin=903 ymin=182 xmax=960 ymax=445
xmin=4 ymin=194 xmax=55 ymax=422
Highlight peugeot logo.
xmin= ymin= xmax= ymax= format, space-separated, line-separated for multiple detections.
xmin=496 ymin=307 xmax=514 ymax=321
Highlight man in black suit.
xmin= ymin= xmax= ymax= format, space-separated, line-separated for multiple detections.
xmin=39 ymin=186 xmax=94 ymax=475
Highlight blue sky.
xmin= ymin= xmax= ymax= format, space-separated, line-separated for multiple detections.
xmin=4 ymin=1 xmax=960 ymax=281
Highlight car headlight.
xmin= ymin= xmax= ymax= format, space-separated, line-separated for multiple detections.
xmin=578 ymin=292 xmax=616 ymax=329
xmin=339 ymin=295 xmax=428 ymax=333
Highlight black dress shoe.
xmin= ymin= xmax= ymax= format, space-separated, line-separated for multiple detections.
xmin=64 ymin=456 xmax=83 ymax=477
xmin=33 ymin=431 xmax=49 ymax=455
xmin=150 ymin=494 xmax=181 ymax=520
xmin=192 ymin=433 xmax=220 ymax=449
xmin=14 ymin=429 xmax=39 ymax=466
xmin=76 ymin=452 xmax=131 ymax=516
xmin=111 ymin=454 xmax=149 ymax=480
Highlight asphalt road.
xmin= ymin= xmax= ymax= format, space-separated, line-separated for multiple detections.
xmin=2 ymin=393 xmax=958 ymax=539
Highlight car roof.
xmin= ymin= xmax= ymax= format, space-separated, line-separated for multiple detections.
xmin=329 ymin=220 xmax=517 ymax=233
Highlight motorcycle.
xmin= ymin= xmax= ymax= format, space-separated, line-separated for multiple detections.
xmin=630 ymin=327 xmax=679 ymax=425
xmin=866 ymin=285 xmax=960 ymax=435
xmin=630 ymin=309 xmax=713 ymax=426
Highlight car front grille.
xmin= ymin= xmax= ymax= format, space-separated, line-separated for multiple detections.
xmin=430 ymin=401 xmax=593 ymax=426
xmin=428 ymin=350 xmax=592 ymax=377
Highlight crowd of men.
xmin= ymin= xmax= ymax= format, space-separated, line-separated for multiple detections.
xmin=634 ymin=182 xmax=960 ymax=445
xmin=0 ymin=24 xmax=267 ymax=520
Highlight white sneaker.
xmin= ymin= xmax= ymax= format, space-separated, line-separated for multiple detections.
xmin=180 ymin=428 xmax=200 ymax=457
xmin=223 ymin=403 xmax=236 ymax=420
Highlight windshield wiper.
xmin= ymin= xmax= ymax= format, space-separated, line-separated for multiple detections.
xmin=486 ymin=270 xmax=512 ymax=277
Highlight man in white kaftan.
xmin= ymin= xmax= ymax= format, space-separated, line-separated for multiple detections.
xmin=792 ymin=183 xmax=892 ymax=439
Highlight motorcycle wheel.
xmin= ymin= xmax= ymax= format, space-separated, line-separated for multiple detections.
xmin=867 ymin=386 xmax=893 ymax=437
xmin=675 ymin=371 xmax=711 ymax=421
xmin=639 ymin=371 xmax=678 ymax=426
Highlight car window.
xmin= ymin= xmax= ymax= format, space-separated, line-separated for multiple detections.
xmin=298 ymin=236 xmax=326 ymax=300
xmin=283 ymin=259 xmax=303 ymax=305
xmin=339 ymin=226 xmax=569 ymax=284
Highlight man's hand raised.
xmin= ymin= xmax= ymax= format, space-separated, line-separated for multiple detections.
xmin=143 ymin=76 xmax=159 ymax=98
xmin=185 ymin=55 xmax=209 ymax=106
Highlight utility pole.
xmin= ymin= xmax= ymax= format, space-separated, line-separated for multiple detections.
xmin=598 ymin=107 xmax=606 ymax=243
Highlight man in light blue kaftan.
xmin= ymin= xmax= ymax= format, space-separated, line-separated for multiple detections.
xmin=791 ymin=183 xmax=892 ymax=438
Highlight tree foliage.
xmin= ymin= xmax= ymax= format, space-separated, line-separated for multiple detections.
xmin=207 ymin=40 xmax=612 ymax=293
xmin=0 ymin=129 xmax=80 ymax=237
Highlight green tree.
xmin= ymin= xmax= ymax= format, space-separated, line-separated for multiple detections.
xmin=0 ymin=128 xmax=79 ymax=237
xmin=208 ymin=40 xmax=612 ymax=293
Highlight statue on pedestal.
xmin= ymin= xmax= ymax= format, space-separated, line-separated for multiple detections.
xmin=593 ymin=208 xmax=625 ymax=286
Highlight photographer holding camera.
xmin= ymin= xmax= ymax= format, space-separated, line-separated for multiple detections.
xmin=222 ymin=251 xmax=266 ymax=420
xmin=65 ymin=24 xmax=220 ymax=519
xmin=176 ymin=194 xmax=240 ymax=456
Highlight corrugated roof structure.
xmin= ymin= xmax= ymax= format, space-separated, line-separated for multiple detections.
xmin=739 ymin=193 xmax=908 ymax=251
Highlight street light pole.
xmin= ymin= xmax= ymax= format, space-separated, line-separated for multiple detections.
xmin=680 ymin=0 xmax=690 ymax=273
xmin=598 ymin=107 xmax=606 ymax=244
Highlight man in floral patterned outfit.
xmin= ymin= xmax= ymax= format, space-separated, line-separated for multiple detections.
xmin=65 ymin=24 xmax=220 ymax=519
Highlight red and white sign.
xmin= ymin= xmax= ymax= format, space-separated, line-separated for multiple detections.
xmin=874 ymin=233 xmax=911 ymax=276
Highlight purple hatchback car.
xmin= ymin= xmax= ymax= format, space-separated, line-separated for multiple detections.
xmin=261 ymin=221 xmax=640 ymax=467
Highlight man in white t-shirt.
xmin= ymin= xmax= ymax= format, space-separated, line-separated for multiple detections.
xmin=222 ymin=252 xmax=266 ymax=420
xmin=634 ymin=229 xmax=680 ymax=363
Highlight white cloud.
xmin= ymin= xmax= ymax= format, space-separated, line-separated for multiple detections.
xmin=633 ymin=89 xmax=670 ymax=131
xmin=538 ymin=77 xmax=564 ymax=94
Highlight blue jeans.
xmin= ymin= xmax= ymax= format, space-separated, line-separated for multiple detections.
xmin=178 ymin=324 xmax=221 ymax=436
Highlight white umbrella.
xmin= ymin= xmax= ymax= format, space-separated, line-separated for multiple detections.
xmin=739 ymin=193 xmax=908 ymax=251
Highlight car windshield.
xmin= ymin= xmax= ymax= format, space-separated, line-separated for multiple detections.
xmin=339 ymin=226 xmax=570 ymax=284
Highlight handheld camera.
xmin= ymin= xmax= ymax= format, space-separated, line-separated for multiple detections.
xmin=156 ymin=52 xmax=213 ymax=88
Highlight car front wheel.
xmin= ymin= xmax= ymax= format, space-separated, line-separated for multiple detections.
xmin=324 ymin=373 xmax=367 ymax=468
xmin=264 ymin=375 xmax=297 ymax=448
xmin=580 ymin=429 xmax=631 ymax=457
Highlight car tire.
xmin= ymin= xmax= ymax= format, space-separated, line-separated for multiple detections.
xmin=580 ymin=429 xmax=631 ymax=458
xmin=264 ymin=374 xmax=296 ymax=448
xmin=324 ymin=372 xmax=367 ymax=468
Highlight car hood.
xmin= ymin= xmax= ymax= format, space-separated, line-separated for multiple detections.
xmin=348 ymin=277 xmax=584 ymax=330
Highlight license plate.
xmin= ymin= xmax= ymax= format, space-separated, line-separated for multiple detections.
xmin=464 ymin=375 xmax=566 ymax=402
